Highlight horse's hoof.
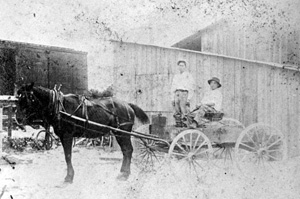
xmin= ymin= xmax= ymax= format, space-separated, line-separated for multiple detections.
xmin=55 ymin=183 xmax=69 ymax=188
xmin=116 ymin=173 xmax=129 ymax=181
xmin=64 ymin=177 xmax=73 ymax=184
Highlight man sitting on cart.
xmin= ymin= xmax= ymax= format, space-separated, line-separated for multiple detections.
xmin=170 ymin=59 xmax=196 ymax=127
xmin=195 ymin=77 xmax=223 ymax=122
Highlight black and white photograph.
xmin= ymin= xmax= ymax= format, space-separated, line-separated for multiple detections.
xmin=0 ymin=0 xmax=299 ymax=198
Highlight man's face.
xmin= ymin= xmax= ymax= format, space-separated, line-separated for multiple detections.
xmin=210 ymin=81 xmax=219 ymax=90
xmin=178 ymin=62 xmax=186 ymax=73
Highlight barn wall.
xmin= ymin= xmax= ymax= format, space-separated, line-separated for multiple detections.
xmin=0 ymin=40 xmax=88 ymax=95
xmin=200 ymin=23 xmax=300 ymax=68
xmin=112 ymin=41 xmax=300 ymax=158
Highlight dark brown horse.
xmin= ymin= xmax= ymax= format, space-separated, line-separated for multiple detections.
xmin=16 ymin=83 xmax=149 ymax=183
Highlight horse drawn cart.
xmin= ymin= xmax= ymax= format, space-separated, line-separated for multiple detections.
xmin=16 ymin=84 xmax=287 ymax=182
xmin=131 ymin=114 xmax=287 ymax=178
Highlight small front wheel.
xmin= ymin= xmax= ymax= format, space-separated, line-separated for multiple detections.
xmin=36 ymin=129 xmax=53 ymax=150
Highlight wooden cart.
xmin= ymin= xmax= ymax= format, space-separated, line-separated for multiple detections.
xmin=133 ymin=115 xmax=287 ymax=178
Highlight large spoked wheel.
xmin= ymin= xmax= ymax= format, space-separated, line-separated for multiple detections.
xmin=219 ymin=117 xmax=245 ymax=129
xmin=168 ymin=129 xmax=213 ymax=178
xmin=132 ymin=124 xmax=162 ymax=171
xmin=235 ymin=123 xmax=287 ymax=178
xmin=212 ymin=118 xmax=245 ymax=165
xmin=36 ymin=129 xmax=53 ymax=150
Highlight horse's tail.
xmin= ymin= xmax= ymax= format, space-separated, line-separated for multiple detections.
xmin=128 ymin=103 xmax=149 ymax=124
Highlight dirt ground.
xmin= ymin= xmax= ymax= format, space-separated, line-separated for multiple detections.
xmin=0 ymin=129 xmax=300 ymax=199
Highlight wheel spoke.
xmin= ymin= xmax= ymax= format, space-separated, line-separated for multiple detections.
xmin=245 ymin=132 xmax=259 ymax=148
xmin=213 ymin=147 xmax=222 ymax=156
xmin=239 ymin=142 xmax=256 ymax=151
xmin=219 ymin=147 xmax=226 ymax=158
xmin=191 ymin=161 xmax=199 ymax=176
xmin=182 ymin=136 xmax=189 ymax=150
xmin=193 ymin=134 xmax=201 ymax=150
xmin=253 ymin=126 xmax=260 ymax=143
xmin=261 ymin=131 xmax=267 ymax=147
xmin=237 ymin=151 xmax=257 ymax=161
xmin=171 ymin=152 xmax=188 ymax=157
xmin=175 ymin=143 xmax=188 ymax=154
xmin=150 ymin=153 xmax=154 ymax=166
xmin=264 ymin=134 xmax=274 ymax=146
xmin=193 ymin=140 xmax=208 ymax=154
xmin=194 ymin=148 xmax=211 ymax=158
xmin=151 ymin=150 xmax=160 ymax=162
xmin=193 ymin=159 xmax=204 ymax=170
xmin=266 ymin=149 xmax=283 ymax=153
xmin=190 ymin=132 xmax=193 ymax=150
xmin=266 ymin=153 xmax=281 ymax=161
xmin=266 ymin=138 xmax=283 ymax=149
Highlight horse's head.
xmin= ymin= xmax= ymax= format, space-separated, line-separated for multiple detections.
xmin=15 ymin=82 xmax=45 ymax=125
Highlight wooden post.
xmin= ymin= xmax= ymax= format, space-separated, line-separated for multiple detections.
xmin=0 ymin=105 xmax=3 ymax=131
xmin=8 ymin=104 xmax=12 ymax=137
xmin=0 ymin=105 xmax=3 ymax=156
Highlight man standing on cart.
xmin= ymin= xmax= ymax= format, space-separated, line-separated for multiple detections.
xmin=170 ymin=59 xmax=196 ymax=127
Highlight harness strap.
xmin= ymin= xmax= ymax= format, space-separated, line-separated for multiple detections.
xmin=110 ymin=97 xmax=120 ymax=128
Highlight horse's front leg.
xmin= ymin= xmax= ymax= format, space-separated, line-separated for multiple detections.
xmin=115 ymin=133 xmax=133 ymax=181
xmin=60 ymin=132 xmax=74 ymax=183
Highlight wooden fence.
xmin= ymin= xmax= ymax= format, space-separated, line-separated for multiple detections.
xmin=111 ymin=40 xmax=300 ymax=158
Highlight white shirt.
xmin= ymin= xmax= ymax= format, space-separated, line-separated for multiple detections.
xmin=170 ymin=71 xmax=195 ymax=100
xmin=201 ymin=88 xmax=223 ymax=111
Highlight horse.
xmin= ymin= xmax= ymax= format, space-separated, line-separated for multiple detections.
xmin=15 ymin=83 xmax=149 ymax=183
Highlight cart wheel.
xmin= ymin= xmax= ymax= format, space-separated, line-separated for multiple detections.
xmin=235 ymin=123 xmax=287 ymax=178
xmin=168 ymin=129 xmax=213 ymax=178
xmin=36 ymin=129 xmax=53 ymax=150
xmin=132 ymin=124 xmax=151 ymax=153
xmin=132 ymin=124 xmax=161 ymax=171
xmin=219 ymin=117 xmax=245 ymax=129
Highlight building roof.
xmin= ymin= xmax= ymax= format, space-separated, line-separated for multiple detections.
xmin=171 ymin=19 xmax=228 ymax=51
xmin=0 ymin=39 xmax=87 ymax=54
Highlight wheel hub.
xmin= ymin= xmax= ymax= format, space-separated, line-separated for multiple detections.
xmin=257 ymin=148 xmax=267 ymax=157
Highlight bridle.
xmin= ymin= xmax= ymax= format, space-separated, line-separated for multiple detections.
xmin=17 ymin=87 xmax=61 ymax=125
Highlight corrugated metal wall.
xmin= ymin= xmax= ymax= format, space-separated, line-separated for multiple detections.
xmin=112 ymin=41 xmax=300 ymax=158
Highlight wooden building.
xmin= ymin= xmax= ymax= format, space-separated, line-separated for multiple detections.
xmin=112 ymin=40 xmax=300 ymax=158
xmin=172 ymin=19 xmax=300 ymax=70
xmin=0 ymin=40 xmax=88 ymax=95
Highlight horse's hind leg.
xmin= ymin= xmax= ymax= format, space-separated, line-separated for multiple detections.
xmin=60 ymin=132 xmax=75 ymax=183
xmin=115 ymin=133 xmax=133 ymax=181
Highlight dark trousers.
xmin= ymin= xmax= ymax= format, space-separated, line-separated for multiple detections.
xmin=173 ymin=90 xmax=190 ymax=124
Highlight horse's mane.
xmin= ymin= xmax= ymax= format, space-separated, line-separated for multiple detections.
xmin=85 ymin=86 xmax=113 ymax=99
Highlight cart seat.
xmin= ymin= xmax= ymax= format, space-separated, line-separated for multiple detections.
xmin=203 ymin=112 xmax=224 ymax=122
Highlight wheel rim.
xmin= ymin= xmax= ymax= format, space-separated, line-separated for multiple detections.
xmin=168 ymin=130 xmax=213 ymax=177
xmin=235 ymin=123 xmax=287 ymax=178
xmin=36 ymin=130 xmax=53 ymax=150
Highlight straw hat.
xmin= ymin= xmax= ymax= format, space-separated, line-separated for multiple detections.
xmin=208 ymin=77 xmax=222 ymax=88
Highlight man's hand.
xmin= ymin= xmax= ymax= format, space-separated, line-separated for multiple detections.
xmin=195 ymin=103 xmax=202 ymax=109
xmin=186 ymin=101 xmax=190 ymax=107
